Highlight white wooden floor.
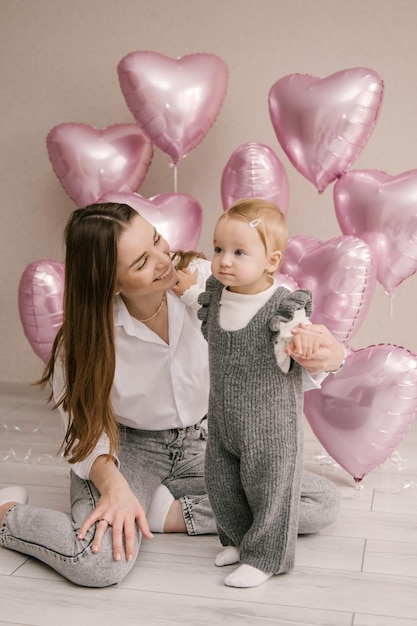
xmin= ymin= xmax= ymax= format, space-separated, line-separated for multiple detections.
xmin=1 ymin=381 xmax=416 ymax=626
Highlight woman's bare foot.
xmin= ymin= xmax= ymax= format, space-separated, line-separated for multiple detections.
xmin=0 ymin=486 xmax=28 ymax=524
xmin=164 ymin=500 xmax=187 ymax=533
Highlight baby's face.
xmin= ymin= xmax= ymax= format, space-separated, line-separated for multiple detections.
xmin=211 ymin=217 xmax=275 ymax=295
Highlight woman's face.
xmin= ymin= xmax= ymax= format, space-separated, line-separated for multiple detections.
xmin=116 ymin=214 xmax=178 ymax=298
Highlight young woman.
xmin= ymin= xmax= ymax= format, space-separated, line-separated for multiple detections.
xmin=0 ymin=202 xmax=344 ymax=587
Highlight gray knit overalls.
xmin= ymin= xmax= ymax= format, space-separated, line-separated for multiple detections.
xmin=198 ymin=276 xmax=313 ymax=575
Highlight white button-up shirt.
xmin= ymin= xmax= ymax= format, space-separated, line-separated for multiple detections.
xmin=111 ymin=264 xmax=211 ymax=431
xmin=54 ymin=258 xmax=212 ymax=479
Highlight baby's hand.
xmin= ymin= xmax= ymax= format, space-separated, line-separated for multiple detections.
xmin=171 ymin=268 xmax=198 ymax=297
xmin=285 ymin=324 xmax=320 ymax=360
xmin=285 ymin=322 xmax=345 ymax=373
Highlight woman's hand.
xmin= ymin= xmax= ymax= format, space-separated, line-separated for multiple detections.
xmin=77 ymin=456 xmax=153 ymax=561
xmin=286 ymin=323 xmax=346 ymax=373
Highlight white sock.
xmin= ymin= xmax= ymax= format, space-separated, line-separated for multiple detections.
xmin=224 ymin=564 xmax=273 ymax=588
xmin=146 ymin=485 xmax=174 ymax=533
xmin=215 ymin=546 xmax=240 ymax=567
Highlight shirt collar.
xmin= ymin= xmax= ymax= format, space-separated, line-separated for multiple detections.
xmin=114 ymin=292 xmax=185 ymax=346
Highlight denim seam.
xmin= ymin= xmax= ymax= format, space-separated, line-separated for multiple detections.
xmin=0 ymin=505 xmax=17 ymax=543
xmin=2 ymin=534 xmax=93 ymax=562
xmin=181 ymin=495 xmax=208 ymax=536
xmin=0 ymin=476 xmax=101 ymax=560
xmin=181 ymin=496 xmax=197 ymax=536
xmin=1 ymin=497 xmax=96 ymax=561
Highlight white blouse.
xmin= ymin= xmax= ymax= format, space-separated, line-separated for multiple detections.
xmin=54 ymin=258 xmax=212 ymax=479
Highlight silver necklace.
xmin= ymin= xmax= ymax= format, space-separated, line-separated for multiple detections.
xmin=138 ymin=292 xmax=166 ymax=323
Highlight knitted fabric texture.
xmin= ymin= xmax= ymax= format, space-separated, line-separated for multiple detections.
xmin=198 ymin=276 xmax=313 ymax=574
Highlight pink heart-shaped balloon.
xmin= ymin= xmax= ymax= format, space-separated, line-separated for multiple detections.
xmin=18 ymin=260 xmax=64 ymax=363
xmin=99 ymin=191 xmax=203 ymax=250
xmin=304 ymin=344 xmax=417 ymax=481
xmin=221 ymin=142 xmax=289 ymax=213
xmin=268 ymin=67 xmax=384 ymax=192
xmin=47 ymin=123 xmax=153 ymax=206
xmin=274 ymin=272 xmax=299 ymax=292
xmin=281 ymin=235 xmax=376 ymax=343
xmin=334 ymin=169 xmax=417 ymax=295
xmin=118 ymin=51 xmax=228 ymax=164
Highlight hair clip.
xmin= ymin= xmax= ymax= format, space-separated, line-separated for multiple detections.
xmin=248 ymin=218 xmax=262 ymax=228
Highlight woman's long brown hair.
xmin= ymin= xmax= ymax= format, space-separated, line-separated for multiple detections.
xmin=38 ymin=202 xmax=205 ymax=465
xmin=38 ymin=203 xmax=137 ymax=464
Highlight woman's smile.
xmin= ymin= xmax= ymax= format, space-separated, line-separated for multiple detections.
xmin=154 ymin=264 xmax=174 ymax=282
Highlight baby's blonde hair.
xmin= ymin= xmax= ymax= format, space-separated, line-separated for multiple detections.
xmin=219 ymin=198 xmax=288 ymax=265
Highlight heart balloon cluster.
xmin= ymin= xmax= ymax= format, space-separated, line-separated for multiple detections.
xmin=267 ymin=67 xmax=417 ymax=296
xmin=47 ymin=52 xmax=229 ymax=205
xmin=21 ymin=56 xmax=417 ymax=481
xmin=28 ymin=50 xmax=229 ymax=364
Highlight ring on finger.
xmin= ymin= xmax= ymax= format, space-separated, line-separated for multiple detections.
xmin=100 ymin=518 xmax=112 ymax=527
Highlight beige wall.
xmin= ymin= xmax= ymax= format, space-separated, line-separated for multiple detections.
xmin=1 ymin=0 xmax=417 ymax=383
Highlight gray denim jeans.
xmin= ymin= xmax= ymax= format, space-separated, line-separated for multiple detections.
xmin=0 ymin=419 xmax=339 ymax=587
xmin=0 ymin=419 xmax=214 ymax=587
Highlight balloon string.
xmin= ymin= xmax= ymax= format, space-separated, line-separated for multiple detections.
xmin=169 ymin=162 xmax=178 ymax=192
xmin=390 ymin=293 xmax=394 ymax=318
